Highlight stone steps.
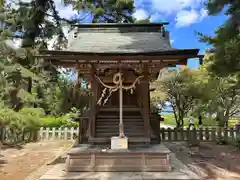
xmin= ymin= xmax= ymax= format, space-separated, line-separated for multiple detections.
xmin=95 ymin=108 xmax=145 ymax=139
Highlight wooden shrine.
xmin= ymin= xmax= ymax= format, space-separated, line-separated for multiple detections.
xmin=38 ymin=23 xmax=202 ymax=172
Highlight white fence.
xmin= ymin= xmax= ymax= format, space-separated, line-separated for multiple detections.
xmin=39 ymin=127 xmax=79 ymax=140
xmin=38 ymin=127 xmax=240 ymax=141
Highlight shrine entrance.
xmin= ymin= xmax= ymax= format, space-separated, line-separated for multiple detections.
xmin=97 ymin=69 xmax=140 ymax=108
xmin=103 ymin=88 xmax=138 ymax=107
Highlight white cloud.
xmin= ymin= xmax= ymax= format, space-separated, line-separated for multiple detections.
xmin=134 ymin=0 xmax=207 ymax=27
xmin=175 ymin=7 xmax=208 ymax=27
xmin=150 ymin=13 xmax=163 ymax=22
xmin=133 ymin=9 xmax=149 ymax=20
xmin=151 ymin=0 xmax=202 ymax=14
xmin=175 ymin=9 xmax=199 ymax=27
xmin=170 ymin=39 xmax=175 ymax=44
xmin=54 ymin=0 xmax=77 ymax=19
xmin=199 ymin=8 xmax=208 ymax=21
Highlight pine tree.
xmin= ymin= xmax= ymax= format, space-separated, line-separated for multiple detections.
xmin=0 ymin=0 xmax=136 ymax=113
xmin=200 ymin=0 xmax=240 ymax=77
xmin=64 ymin=0 xmax=135 ymax=23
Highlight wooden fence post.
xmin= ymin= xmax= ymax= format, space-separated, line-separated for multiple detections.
xmin=205 ymin=127 xmax=209 ymax=141
xmin=46 ymin=127 xmax=50 ymax=140
xmin=217 ymin=128 xmax=222 ymax=139
xmin=211 ymin=128 xmax=216 ymax=141
xmin=199 ymin=128 xmax=203 ymax=141
xmin=161 ymin=128 xmax=165 ymax=141
xmin=52 ymin=127 xmax=56 ymax=140
xmin=224 ymin=128 xmax=228 ymax=141
xmin=64 ymin=127 xmax=68 ymax=140
xmin=39 ymin=127 xmax=44 ymax=140
xmin=229 ymin=128 xmax=234 ymax=140
xmin=70 ymin=127 xmax=74 ymax=140
xmin=174 ymin=128 xmax=178 ymax=141
xmin=58 ymin=127 xmax=62 ymax=140
xmin=167 ymin=128 xmax=171 ymax=141
xmin=180 ymin=128 xmax=184 ymax=141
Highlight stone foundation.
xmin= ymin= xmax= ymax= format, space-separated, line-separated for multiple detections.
xmin=65 ymin=144 xmax=172 ymax=172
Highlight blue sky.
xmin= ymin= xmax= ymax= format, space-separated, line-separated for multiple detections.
xmin=51 ymin=0 xmax=227 ymax=69
xmin=132 ymin=0 xmax=227 ymax=69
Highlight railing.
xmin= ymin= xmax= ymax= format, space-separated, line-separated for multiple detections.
xmin=160 ymin=127 xmax=240 ymax=142
xmin=38 ymin=127 xmax=240 ymax=142
xmin=38 ymin=127 xmax=79 ymax=141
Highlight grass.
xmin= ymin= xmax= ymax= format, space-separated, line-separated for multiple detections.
xmin=161 ymin=113 xmax=239 ymax=128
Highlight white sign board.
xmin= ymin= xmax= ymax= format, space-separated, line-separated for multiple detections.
xmin=111 ymin=136 xmax=128 ymax=150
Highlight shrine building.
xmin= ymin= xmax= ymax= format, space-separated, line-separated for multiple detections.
xmin=38 ymin=23 xmax=203 ymax=172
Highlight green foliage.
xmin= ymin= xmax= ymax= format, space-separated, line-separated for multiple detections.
xmin=0 ymin=107 xmax=44 ymax=144
xmin=161 ymin=113 xmax=239 ymax=128
xmin=0 ymin=1 xmax=94 ymax=145
xmin=194 ymin=60 xmax=240 ymax=127
xmin=19 ymin=108 xmax=45 ymax=130
xmin=40 ymin=115 xmax=78 ymax=128
xmin=200 ymin=0 xmax=240 ymax=77
xmin=64 ymin=0 xmax=135 ymax=23
xmin=152 ymin=68 xmax=205 ymax=127
xmin=151 ymin=65 xmax=239 ymax=129
xmin=0 ymin=107 xmax=22 ymax=127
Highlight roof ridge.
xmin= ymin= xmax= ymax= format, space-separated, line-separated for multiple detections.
xmin=71 ymin=22 xmax=169 ymax=28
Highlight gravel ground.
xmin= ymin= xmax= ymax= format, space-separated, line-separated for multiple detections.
xmin=0 ymin=141 xmax=72 ymax=180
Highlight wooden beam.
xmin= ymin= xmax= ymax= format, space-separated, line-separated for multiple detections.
xmin=46 ymin=61 xmax=183 ymax=69
xmin=37 ymin=54 xmax=197 ymax=61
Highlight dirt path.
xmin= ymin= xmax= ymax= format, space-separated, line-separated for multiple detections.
xmin=0 ymin=141 xmax=72 ymax=180
xmin=165 ymin=142 xmax=240 ymax=180
xmin=1 ymin=140 xmax=239 ymax=180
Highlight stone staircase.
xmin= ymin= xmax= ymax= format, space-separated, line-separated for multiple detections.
xmin=88 ymin=107 xmax=150 ymax=144
xmin=95 ymin=107 xmax=145 ymax=138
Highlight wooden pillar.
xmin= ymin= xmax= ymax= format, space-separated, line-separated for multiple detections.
xmin=136 ymin=83 xmax=143 ymax=108
xmin=90 ymin=65 xmax=98 ymax=138
xmin=142 ymin=64 xmax=150 ymax=137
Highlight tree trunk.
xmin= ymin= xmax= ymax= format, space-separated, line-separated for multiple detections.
xmin=217 ymin=111 xmax=225 ymax=127
xmin=176 ymin=121 xmax=181 ymax=128
xmin=179 ymin=110 xmax=184 ymax=127
xmin=0 ymin=126 xmax=5 ymax=144
xmin=173 ymin=107 xmax=180 ymax=127
xmin=223 ymin=108 xmax=230 ymax=128
xmin=27 ymin=77 xmax=32 ymax=93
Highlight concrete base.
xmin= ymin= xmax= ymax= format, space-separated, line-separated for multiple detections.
xmin=111 ymin=136 xmax=128 ymax=150
xmin=39 ymin=154 xmax=200 ymax=180
xmin=65 ymin=144 xmax=171 ymax=172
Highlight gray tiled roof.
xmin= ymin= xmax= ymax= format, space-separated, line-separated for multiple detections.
xmin=66 ymin=24 xmax=173 ymax=53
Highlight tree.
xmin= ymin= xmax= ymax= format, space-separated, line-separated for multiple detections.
xmin=197 ymin=55 xmax=240 ymax=127
xmin=199 ymin=0 xmax=240 ymax=126
xmin=152 ymin=68 xmax=204 ymax=127
xmin=64 ymin=0 xmax=135 ymax=23
xmin=200 ymin=0 xmax=240 ymax=77
xmin=0 ymin=0 xmax=136 ymax=114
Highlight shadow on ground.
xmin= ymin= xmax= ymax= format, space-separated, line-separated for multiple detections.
xmin=2 ymin=144 xmax=24 ymax=150
xmin=0 ymin=158 xmax=7 ymax=168
xmin=165 ymin=142 xmax=240 ymax=180
xmin=47 ymin=156 xmax=66 ymax=165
